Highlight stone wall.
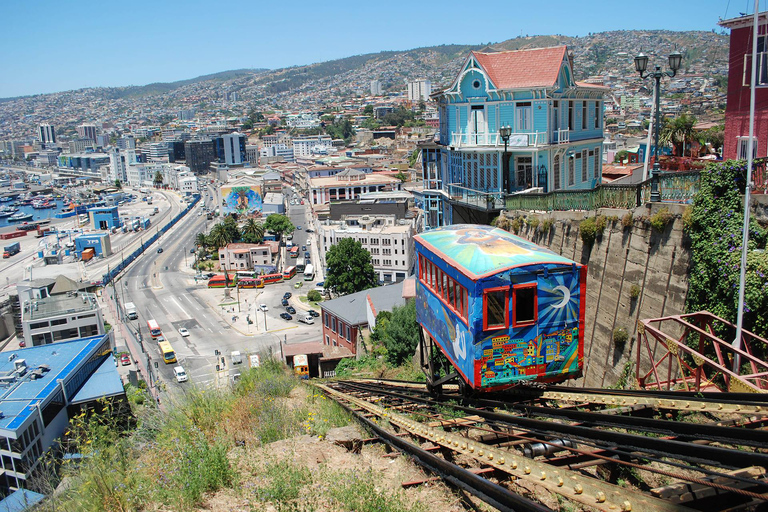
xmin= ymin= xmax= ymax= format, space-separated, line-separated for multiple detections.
xmin=503 ymin=203 xmax=690 ymax=388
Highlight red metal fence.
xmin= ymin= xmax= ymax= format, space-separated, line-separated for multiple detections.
xmin=636 ymin=311 xmax=768 ymax=394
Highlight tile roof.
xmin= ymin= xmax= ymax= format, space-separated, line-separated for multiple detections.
xmin=471 ymin=46 xmax=567 ymax=90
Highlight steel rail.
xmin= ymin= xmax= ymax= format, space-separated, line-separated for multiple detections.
xmin=338 ymin=381 xmax=768 ymax=500
xmin=326 ymin=388 xmax=551 ymax=512
xmin=358 ymin=378 xmax=768 ymax=414
xmin=468 ymin=396 xmax=768 ymax=449
xmin=337 ymin=380 xmax=768 ymax=470
xmin=316 ymin=382 xmax=692 ymax=512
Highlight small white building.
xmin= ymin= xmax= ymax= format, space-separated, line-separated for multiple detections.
xmin=22 ymin=292 xmax=105 ymax=346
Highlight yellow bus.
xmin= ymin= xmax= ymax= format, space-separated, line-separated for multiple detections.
xmin=158 ymin=341 xmax=177 ymax=364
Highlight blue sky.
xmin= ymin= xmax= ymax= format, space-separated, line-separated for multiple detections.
xmin=0 ymin=0 xmax=753 ymax=98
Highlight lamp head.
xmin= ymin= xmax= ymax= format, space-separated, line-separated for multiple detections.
xmin=668 ymin=51 xmax=682 ymax=73
xmin=499 ymin=125 xmax=512 ymax=141
xmin=634 ymin=52 xmax=648 ymax=74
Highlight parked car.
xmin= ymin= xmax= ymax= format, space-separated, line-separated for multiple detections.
xmin=286 ymin=306 xmax=296 ymax=315
xmin=308 ymin=310 xmax=320 ymax=318
xmin=178 ymin=327 xmax=190 ymax=337
xmin=296 ymin=225 xmax=302 ymax=230
xmin=259 ymin=304 xmax=268 ymax=311
xmin=190 ymin=248 xmax=195 ymax=253
xmin=280 ymin=313 xmax=293 ymax=321
xmin=283 ymin=292 xmax=292 ymax=299
xmin=301 ymin=246 xmax=306 ymax=252
xmin=304 ymin=252 xmax=310 ymax=259
xmin=120 ymin=354 xmax=131 ymax=366
xmin=281 ymin=299 xmax=289 ymax=307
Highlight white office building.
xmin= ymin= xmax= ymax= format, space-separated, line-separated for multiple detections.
xmin=22 ymin=292 xmax=105 ymax=346
xmin=221 ymin=133 xmax=246 ymax=166
xmin=293 ymin=135 xmax=333 ymax=159
xmin=407 ymin=79 xmax=432 ymax=102
xmin=318 ymin=216 xmax=416 ymax=283
xmin=108 ymin=148 xmax=126 ymax=183
xmin=370 ymin=80 xmax=382 ymax=96
xmin=38 ymin=124 xmax=56 ymax=144
xmin=260 ymin=144 xmax=295 ymax=162
xmin=77 ymin=124 xmax=98 ymax=141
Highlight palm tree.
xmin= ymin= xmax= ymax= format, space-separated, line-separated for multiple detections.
xmin=194 ymin=232 xmax=208 ymax=253
xmin=660 ymin=114 xmax=697 ymax=157
xmin=241 ymin=218 xmax=264 ymax=243
xmin=208 ymin=224 xmax=228 ymax=251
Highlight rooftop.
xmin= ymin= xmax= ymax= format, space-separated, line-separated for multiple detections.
xmin=309 ymin=173 xmax=399 ymax=189
xmin=321 ymin=281 xmax=407 ymax=326
xmin=415 ymin=225 xmax=578 ymax=279
xmin=471 ymin=46 xmax=567 ymax=90
xmin=0 ymin=335 xmax=116 ymax=433
xmin=25 ymin=292 xmax=99 ymax=321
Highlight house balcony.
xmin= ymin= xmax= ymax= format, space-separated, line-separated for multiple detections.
xmin=449 ymin=131 xmax=548 ymax=149
xmin=553 ymin=129 xmax=570 ymax=144
xmin=447 ymin=184 xmax=505 ymax=211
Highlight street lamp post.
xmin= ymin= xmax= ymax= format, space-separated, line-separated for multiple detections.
xmin=499 ymin=125 xmax=512 ymax=194
xmin=634 ymin=51 xmax=682 ymax=202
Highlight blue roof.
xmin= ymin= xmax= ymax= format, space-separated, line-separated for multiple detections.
xmin=0 ymin=489 xmax=45 ymax=512
xmin=0 ymin=335 xmax=111 ymax=433
xmin=71 ymin=356 xmax=123 ymax=404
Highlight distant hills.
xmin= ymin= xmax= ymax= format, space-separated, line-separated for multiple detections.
xmin=0 ymin=30 xmax=729 ymax=124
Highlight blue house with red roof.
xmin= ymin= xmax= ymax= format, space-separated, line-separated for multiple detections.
xmin=418 ymin=46 xmax=607 ymax=228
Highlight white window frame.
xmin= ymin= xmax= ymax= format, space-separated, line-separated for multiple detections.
xmin=737 ymin=136 xmax=758 ymax=160
xmin=516 ymin=103 xmax=532 ymax=132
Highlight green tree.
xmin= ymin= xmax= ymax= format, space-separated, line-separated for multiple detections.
xmin=114 ymin=180 xmax=122 ymax=189
xmin=361 ymin=118 xmax=381 ymax=130
xmin=660 ymin=114 xmax=697 ymax=157
xmin=363 ymin=105 xmax=374 ymax=116
xmin=263 ymin=214 xmax=295 ymax=239
xmin=241 ymin=218 xmax=264 ymax=244
xmin=382 ymin=107 xmax=416 ymax=128
xmin=325 ymin=118 xmax=356 ymax=143
xmin=704 ymin=125 xmax=725 ymax=154
xmin=686 ymin=160 xmax=768 ymax=340
xmin=395 ymin=170 xmax=408 ymax=183
xmin=194 ymin=232 xmax=208 ymax=251
xmin=325 ymin=238 xmax=377 ymax=296
xmin=207 ymin=224 xmax=228 ymax=251
xmin=153 ymin=170 xmax=163 ymax=186
xmin=221 ymin=215 xmax=241 ymax=243
xmin=307 ymin=289 xmax=322 ymax=302
xmin=370 ymin=311 xmax=392 ymax=343
xmin=408 ymin=149 xmax=419 ymax=168
xmin=382 ymin=300 xmax=419 ymax=366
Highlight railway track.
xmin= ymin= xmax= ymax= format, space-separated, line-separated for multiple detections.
xmin=314 ymin=379 xmax=768 ymax=512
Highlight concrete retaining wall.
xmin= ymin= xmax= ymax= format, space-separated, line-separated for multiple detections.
xmin=504 ymin=203 xmax=690 ymax=388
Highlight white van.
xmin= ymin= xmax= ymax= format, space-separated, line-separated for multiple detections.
xmin=299 ymin=315 xmax=314 ymax=325
xmin=173 ymin=366 xmax=188 ymax=383
xmin=231 ymin=351 xmax=242 ymax=364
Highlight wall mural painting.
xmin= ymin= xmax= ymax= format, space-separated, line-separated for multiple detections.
xmin=223 ymin=186 xmax=262 ymax=215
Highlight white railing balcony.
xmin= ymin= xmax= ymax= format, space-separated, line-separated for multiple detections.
xmin=449 ymin=131 xmax=548 ymax=149
xmin=555 ymin=129 xmax=570 ymax=144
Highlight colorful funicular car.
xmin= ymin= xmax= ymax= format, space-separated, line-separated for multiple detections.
xmin=414 ymin=224 xmax=586 ymax=394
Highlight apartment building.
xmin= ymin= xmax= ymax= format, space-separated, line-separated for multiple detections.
xmin=218 ymin=243 xmax=276 ymax=272
xmin=293 ymin=135 xmax=333 ymax=158
xmin=21 ymin=292 xmax=105 ymax=346
xmin=308 ymin=169 xmax=402 ymax=205
xmin=318 ymin=214 xmax=416 ymax=283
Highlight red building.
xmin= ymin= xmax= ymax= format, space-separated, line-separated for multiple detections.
xmin=719 ymin=12 xmax=768 ymax=160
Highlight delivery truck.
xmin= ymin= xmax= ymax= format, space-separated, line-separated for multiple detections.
xmin=3 ymin=242 xmax=20 ymax=258
xmin=124 ymin=302 xmax=138 ymax=320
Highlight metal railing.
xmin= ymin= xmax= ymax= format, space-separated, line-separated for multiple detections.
xmin=449 ymin=131 xmax=547 ymax=149
xmin=447 ymin=184 xmax=505 ymax=211
xmin=504 ymin=172 xmax=700 ymax=212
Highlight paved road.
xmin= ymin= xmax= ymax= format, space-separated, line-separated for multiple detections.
xmin=114 ymin=185 xmax=325 ymax=399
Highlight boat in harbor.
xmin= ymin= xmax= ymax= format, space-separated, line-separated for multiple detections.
xmin=9 ymin=212 xmax=33 ymax=222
